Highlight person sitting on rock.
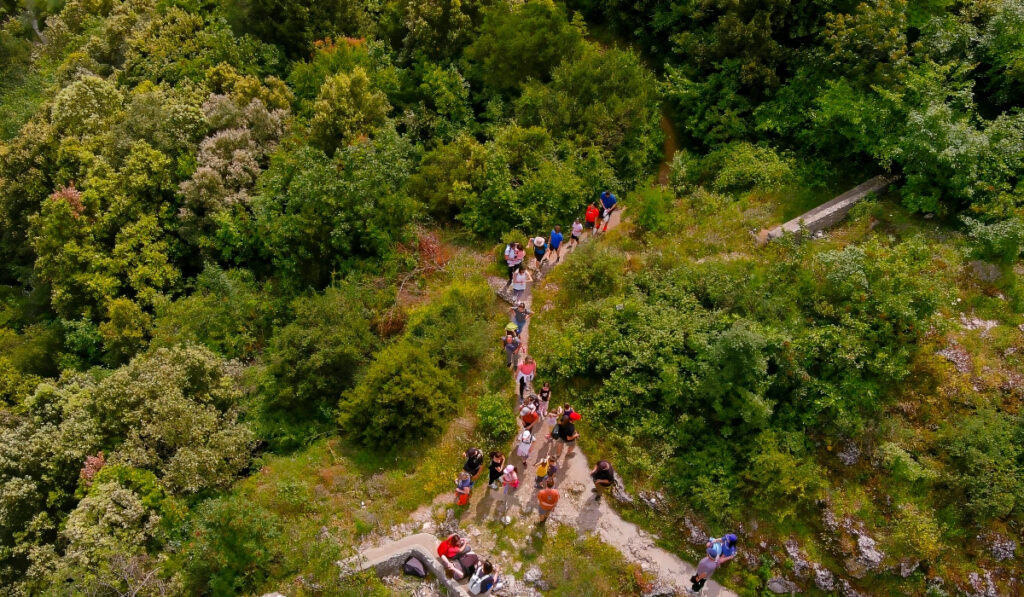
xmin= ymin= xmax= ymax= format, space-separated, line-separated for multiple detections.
xmin=469 ymin=560 xmax=502 ymax=594
xmin=437 ymin=534 xmax=469 ymax=579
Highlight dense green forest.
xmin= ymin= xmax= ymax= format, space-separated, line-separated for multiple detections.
xmin=0 ymin=0 xmax=1022 ymax=595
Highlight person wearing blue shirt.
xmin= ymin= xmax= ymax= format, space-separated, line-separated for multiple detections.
xmin=548 ymin=225 xmax=564 ymax=263
xmin=599 ymin=191 xmax=618 ymax=232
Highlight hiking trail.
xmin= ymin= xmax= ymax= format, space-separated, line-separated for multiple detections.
xmin=348 ymin=209 xmax=737 ymax=597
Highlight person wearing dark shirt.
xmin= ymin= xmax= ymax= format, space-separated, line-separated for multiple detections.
xmin=463 ymin=448 xmax=484 ymax=482
xmin=590 ymin=460 xmax=614 ymax=502
xmin=552 ymin=414 xmax=578 ymax=459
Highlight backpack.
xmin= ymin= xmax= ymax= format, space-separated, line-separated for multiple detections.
xmin=469 ymin=569 xmax=495 ymax=594
xmin=403 ymin=556 xmax=427 ymax=578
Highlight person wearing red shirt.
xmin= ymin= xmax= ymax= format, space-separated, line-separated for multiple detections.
xmin=584 ymin=203 xmax=600 ymax=237
xmin=437 ymin=534 xmax=468 ymax=578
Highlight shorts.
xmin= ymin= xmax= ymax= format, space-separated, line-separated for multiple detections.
xmin=550 ymin=244 xmax=561 ymax=252
xmin=570 ymin=233 xmax=580 ymax=241
xmin=534 ymin=249 xmax=546 ymax=259
xmin=585 ymin=221 xmax=595 ymax=229
xmin=538 ymin=504 xmax=552 ymax=514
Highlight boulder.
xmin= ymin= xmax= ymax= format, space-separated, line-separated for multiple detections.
xmin=899 ymin=559 xmax=919 ymax=578
xmin=837 ymin=441 xmax=860 ymax=466
xmin=766 ymin=577 xmax=799 ymax=594
xmin=856 ymin=534 xmax=884 ymax=567
xmin=813 ymin=566 xmax=835 ymax=591
xmin=784 ymin=539 xmax=811 ymax=578
xmin=987 ymin=533 xmax=1017 ymax=562
xmin=967 ymin=260 xmax=1002 ymax=284
xmin=523 ymin=566 xmax=542 ymax=584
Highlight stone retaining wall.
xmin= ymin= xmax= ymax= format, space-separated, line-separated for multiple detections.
xmin=759 ymin=175 xmax=897 ymax=244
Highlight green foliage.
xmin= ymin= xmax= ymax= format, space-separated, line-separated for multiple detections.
xmin=516 ymin=44 xmax=661 ymax=187
xmin=704 ymin=142 xmax=795 ymax=193
xmin=742 ymin=431 xmax=824 ymax=521
xmin=251 ymin=131 xmax=415 ymax=289
xmin=629 ymin=187 xmax=674 ymax=235
xmin=464 ymin=0 xmax=585 ymax=93
xmin=98 ymin=297 xmax=151 ymax=366
xmin=258 ymin=283 xmax=379 ymax=447
xmin=310 ymin=66 xmax=390 ymax=155
xmin=338 ymin=342 xmax=458 ymax=450
xmin=150 ymin=266 xmax=279 ymax=360
xmin=556 ymin=242 xmax=627 ymax=301
xmin=961 ymin=215 xmax=1024 ymax=264
xmin=401 ymin=280 xmax=494 ymax=369
xmin=477 ymin=391 xmax=517 ymax=445
xmin=942 ymin=409 xmax=1024 ymax=522
xmin=176 ymin=494 xmax=282 ymax=596
xmin=890 ymin=503 xmax=945 ymax=561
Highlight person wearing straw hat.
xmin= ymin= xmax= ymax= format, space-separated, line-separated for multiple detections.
xmin=531 ymin=236 xmax=548 ymax=268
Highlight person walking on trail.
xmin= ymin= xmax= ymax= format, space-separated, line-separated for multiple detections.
xmin=543 ymin=455 xmax=559 ymax=483
xmin=516 ymin=356 xmax=536 ymax=403
xmin=500 ymin=465 xmax=519 ymax=516
xmin=590 ymin=460 xmax=615 ymax=502
xmin=502 ymin=330 xmax=522 ymax=369
xmin=509 ymin=302 xmax=532 ymax=334
xmin=487 ymin=451 xmax=506 ymax=489
xmin=537 ymin=477 xmax=559 ymax=523
xmin=548 ymin=226 xmax=564 ymax=263
xmin=520 ymin=402 xmax=540 ymax=433
xmin=515 ymin=429 xmax=535 ymax=465
xmin=690 ymin=549 xmax=720 ymax=593
xmin=569 ymin=219 xmax=583 ymax=248
xmin=584 ymin=203 xmax=600 ymax=237
xmin=534 ymin=456 xmax=551 ymax=489
xmin=454 ymin=471 xmax=473 ymax=505
xmin=708 ymin=534 xmax=738 ymax=565
xmin=463 ymin=447 xmax=484 ymax=483
xmin=537 ymin=382 xmax=551 ymax=417
xmin=532 ymin=236 xmax=548 ymax=268
xmin=510 ymin=265 xmax=532 ymax=304
xmin=599 ymin=191 xmax=618 ymax=232
xmin=550 ymin=412 xmax=579 ymax=459
xmin=503 ymin=241 xmax=517 ymax=288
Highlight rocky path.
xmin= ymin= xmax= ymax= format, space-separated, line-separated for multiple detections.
xmin=352 ymin=209 xmax=736 ymax=596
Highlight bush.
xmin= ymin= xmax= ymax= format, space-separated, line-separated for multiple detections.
xmin=961 ymin=215 xmax=1024 ymax=264
xmin=704 ymin=142 xmax=794 ymax=193
xmin=742 ymin=431 xmax=824 ymax=521
xmin=558 ymin=243 xmax=627 ymax=301
xmin=629 ymin=187 xmax=674 ymax=235
xmin=477 ymin=392 xmax=517 ymax=445
xmin=942 ymin=409 xmax=1024 ymax=522
xmin=338 ymin=343 xmax=459 ymax=449
xmin=177 ymin=495 xmax=282 ymax=596
xmin=402 ymin=281 xmax=492 ymax=370
xmin=261 ymin=284 xmax=378 ymax=415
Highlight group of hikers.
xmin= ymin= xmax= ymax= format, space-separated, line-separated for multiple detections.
xmin=447 ymin=191 xmax=739 ymax=594
xmin=502 ymin=191 xmax=619 ymax=301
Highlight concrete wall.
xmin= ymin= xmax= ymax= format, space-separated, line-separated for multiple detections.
xmin=760 ymin=175 xmax=897 ymax=243
xmin=339 ymin=533 xmax=473 ymax=596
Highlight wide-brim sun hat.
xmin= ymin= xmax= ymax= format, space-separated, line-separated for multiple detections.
xmin=533 ymin=237 xmax=545 ymax=247
xmin=520 ymin=430 xmax=531 ymax=441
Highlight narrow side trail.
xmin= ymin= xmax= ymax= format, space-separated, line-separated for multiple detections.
xmin=353 ymin=209 xmax=736 ymax=597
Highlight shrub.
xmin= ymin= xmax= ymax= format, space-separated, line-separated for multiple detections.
xmin=629 ymin=187 xmax=674 ymax=235
xmin=890 ymin=503 xmax=944 ymax=561
xmin=704 ymin=142 xmax=794 ymax=192
xmin=338 ymin=343 xmax=459 ymax=449
xmin=942 ymin=409 xmax=1024 ymax=521
xmin=961 ymin=215 xmax=1024 ymax=264
xmin=177 ymin=495 xmax=282 ymax=596
xmin=477 ymin=392 xmax=517 ymax=445
xmin=558 ymin=243 xmax=627 ymax=301
xmin=742 ymin=431 xmax=824 ymax=521
xmin=402 ymin=281 xmax=492 ymax=370
xmin=261 ymin=284 xmax=378 ymax=415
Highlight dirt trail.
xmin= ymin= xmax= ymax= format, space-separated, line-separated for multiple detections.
xmin=478 ymin=209 xmax=733 ymax=596
xmin=355 ymin=209 xmax=735 ymax=596
xmin=657 ymin=112 xmax=680 ymax=186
